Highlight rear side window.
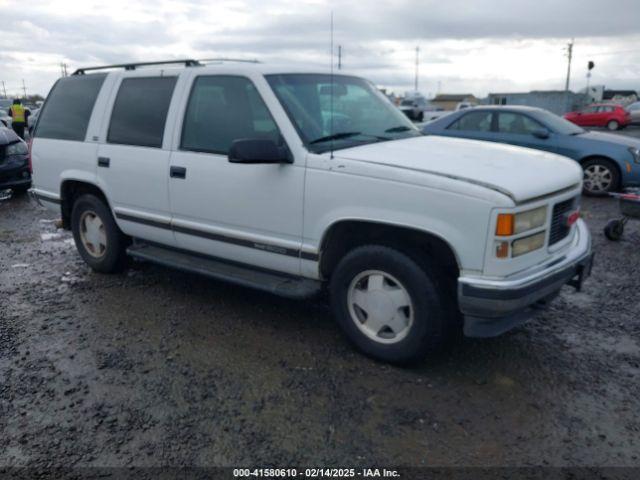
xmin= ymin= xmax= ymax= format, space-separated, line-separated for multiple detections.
xmin=497 ymin=113 xmax=542 ymax=134
xmin=447 ymin=111 xmax=493 ymax=132
xmin=108 ymin=77 xmax=177 ymax=148
xmin=36 ymin=74 xmax=106 ymax=141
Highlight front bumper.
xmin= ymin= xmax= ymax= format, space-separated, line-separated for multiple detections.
xmin=0 ymin=156 xmax=31 ymax=189
xmin=458 ymin=219 xmax=593 ymax=337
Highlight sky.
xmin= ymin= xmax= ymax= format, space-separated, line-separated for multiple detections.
xmin=1 ymin=0 xmax=640 ymax=99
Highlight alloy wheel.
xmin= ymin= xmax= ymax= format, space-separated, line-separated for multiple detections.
xmin=79 ymin=210 xmax=107 ymax=258
xmin=583 ymin=164 xmax=613 ymax=193
xmin=347 ymin=270 xmax=414 ymax=344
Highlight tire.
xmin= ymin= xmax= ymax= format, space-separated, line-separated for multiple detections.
xmin=607 ymin=120 xmax=619 ymax=131
xmin=604 ymin=220 xmax=624 ymax=241
xmin=329 ymin=245 xmax=457 ymax=364
xmin=582 ymin=158 xmax=620 ymax=196
xmin=71 ymin=194 xmax=129 ymax=273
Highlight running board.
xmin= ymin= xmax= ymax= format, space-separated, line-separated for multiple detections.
xmin=126 ymin=243 xmax=321 ymax=299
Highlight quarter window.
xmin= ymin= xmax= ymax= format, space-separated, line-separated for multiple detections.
xmin=36 ymin=74 xmax=106 ymax=141
xmin=181 ymin=76 xmax=281 ymax=155
xmin=497 ymin=113 xmax=542 ymax=134
xmin=107 ymin=77 xmax=177 ymax=148
xmin=447 ymin=111 xmax=493 ymax=132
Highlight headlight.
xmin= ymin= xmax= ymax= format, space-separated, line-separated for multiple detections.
xmin=512 ymin=231 xmax=546 ymax=257
xmin=496 ymin=206 xmax=548 ymax=236
xmin=629 ymin=147 xmax=640 ymax=164
xmin=5 ymin=141 xmax=28 ymax=156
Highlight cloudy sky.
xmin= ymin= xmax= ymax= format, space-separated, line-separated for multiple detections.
xmin=1 ymin=0 xmax=640 ymax=99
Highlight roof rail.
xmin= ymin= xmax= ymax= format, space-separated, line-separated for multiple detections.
xmin=72 ymin=59 xmax=201 ymax=75
xmin=198 ymin=58 xmax=261 ymax=64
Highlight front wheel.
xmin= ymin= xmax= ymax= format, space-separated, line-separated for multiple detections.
xmin=329 ymin=245 xmax=456 ymax=364
xmin=71 ymin=194 xmax=129 ymax=273
xmin=582 ymin=158 xmax=620 ymax=196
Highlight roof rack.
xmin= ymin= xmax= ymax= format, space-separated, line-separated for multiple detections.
xmin=72 ymin=59 xmax=201 ymax=75
xmin=198 ymin=58 xmax=261 ymax=64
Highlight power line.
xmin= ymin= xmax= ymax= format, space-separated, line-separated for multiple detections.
xmin=576 ymin=48 xmax=640 ymax=58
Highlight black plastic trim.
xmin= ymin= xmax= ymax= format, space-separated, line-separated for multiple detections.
xmin=115 ymin=211 xmax=320 ymax=261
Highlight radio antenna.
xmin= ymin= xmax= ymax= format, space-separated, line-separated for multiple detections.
xmin=330 ymin=10 xmax=334 ymax=159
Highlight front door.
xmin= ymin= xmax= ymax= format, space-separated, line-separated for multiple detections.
xmin=168 ymin=74 xmax=305 ymax=275
xmin=494 ymin=112 xmax=558 ymax=153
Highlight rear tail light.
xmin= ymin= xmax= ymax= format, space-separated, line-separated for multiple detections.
xmin=27 ymin=138 xmax=33 ymax=173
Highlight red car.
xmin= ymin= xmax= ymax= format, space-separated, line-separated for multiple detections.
xmin=564 ymin=103 xmax=631 ymax=131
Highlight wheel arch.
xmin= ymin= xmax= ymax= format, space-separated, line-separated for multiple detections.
xmin=59 ymin=179 xmax=111 ymax=230
xmin=318 ymin=219 xmax=461 ymax=281
xmin=579 ymin=155 xmax=623 ymax=186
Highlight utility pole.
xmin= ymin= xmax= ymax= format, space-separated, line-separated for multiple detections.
xmin=564 ymin=39 xmax=574 ymax=91
xmin=338 ymin=45 xmax=342 ymax=70
xmin=1 ymin=80 xmax=6 ymax=98
xmin=414 ymin=46 xmax=420 ymax=93
xmin=22 ymin=79 xmax=27 ymax=99
xmin=60 ymin=62 xmax=69 ymax=77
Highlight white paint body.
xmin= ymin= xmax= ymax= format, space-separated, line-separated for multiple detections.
xmin=31 ymin=64 xmax=584 ymax=284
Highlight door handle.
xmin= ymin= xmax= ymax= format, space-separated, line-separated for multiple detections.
xmin=98 ymin=157 xmax=110 ymax=168
xmin=170 ymin=166 xmax=187 ymax=179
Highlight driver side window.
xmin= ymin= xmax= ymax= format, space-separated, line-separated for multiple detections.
xmin=181 ymin=75 xmax=282 ymax=155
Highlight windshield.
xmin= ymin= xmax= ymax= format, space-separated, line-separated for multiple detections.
xmin=532 ymin=109 xmax=585 ymax=135
xmin=266 ymin=74 xmax=421 ymax=153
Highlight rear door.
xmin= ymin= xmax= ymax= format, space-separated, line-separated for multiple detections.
xmin=167 ymin=73 xmax=305 ymax=275
xmin=440 ymin=110 xmax=495 ymax=141
xmin=95 ymin=74 xmax=179 ymax=246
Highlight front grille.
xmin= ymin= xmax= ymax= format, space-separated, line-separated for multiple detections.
xmin=549 ymin=197 xmax=577 ymax=245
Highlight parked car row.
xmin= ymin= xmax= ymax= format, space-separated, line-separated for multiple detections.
xmin=29 ymin=61 xmax=593 ymax=364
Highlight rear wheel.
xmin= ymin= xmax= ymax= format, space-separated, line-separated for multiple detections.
xmin=607 ymin=120 xmax=619 ymax=131
xmin=582 ymin=158 xmax=620 ymax=196
xmin=329 ymin=245 xmax=457 ymax=364
xmin=71 ymin=194 xmax=129 ymax=273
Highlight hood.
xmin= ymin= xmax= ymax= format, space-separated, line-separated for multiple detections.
xmin=334 ymin=135 xmax=582 ymax=203
xmin=578 ymin=130 xmax=640 ymax=148
xmin=0 ymin=126 xmax=19 ymax=146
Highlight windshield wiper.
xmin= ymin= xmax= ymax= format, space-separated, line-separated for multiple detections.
xmin=384 ymin=125 xmax=413 ymax=133
xmin=309 ymin=131 xmax=390 ymax=145
xmin=309 ymin=131 xmax=363 ymax=145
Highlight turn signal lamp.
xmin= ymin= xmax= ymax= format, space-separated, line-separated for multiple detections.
xmin=496 ymin=214 xmax=514 ymax=236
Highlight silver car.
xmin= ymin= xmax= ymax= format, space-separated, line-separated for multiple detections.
xmin=626 ymin=101 xmax=640 ymax=124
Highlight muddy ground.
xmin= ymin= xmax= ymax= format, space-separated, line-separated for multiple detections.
xmin=1 ymin=183 xmax=639 ymax=470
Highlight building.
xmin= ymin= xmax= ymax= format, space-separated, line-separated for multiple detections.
xmin=486 ymin=90 xmax=589 ymax=115
xmin=602 ymin=89 xmax=638 ymax=105
xmin=430 ymin=94 xmax=478 ymax=111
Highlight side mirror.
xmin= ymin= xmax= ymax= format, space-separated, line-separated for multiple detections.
xmin=228 ymin=139 xmax=291 ymax=164
xmin=532 ymin=128 xmax=550 ymax=139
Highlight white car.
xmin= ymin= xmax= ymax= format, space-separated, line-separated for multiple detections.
xmin=31 ymin=60 xmax=593 ymax=363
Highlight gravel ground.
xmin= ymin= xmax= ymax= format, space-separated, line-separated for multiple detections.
xmin=1 ymin=163 xmax=639 ymax=470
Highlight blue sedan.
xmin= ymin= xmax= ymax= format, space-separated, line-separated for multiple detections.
xmin=422 ymin=106 xmax=640 ymax=195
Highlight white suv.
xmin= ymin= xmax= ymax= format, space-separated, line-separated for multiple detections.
xmin=30 ymin=60 xmax=593 ymax=363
